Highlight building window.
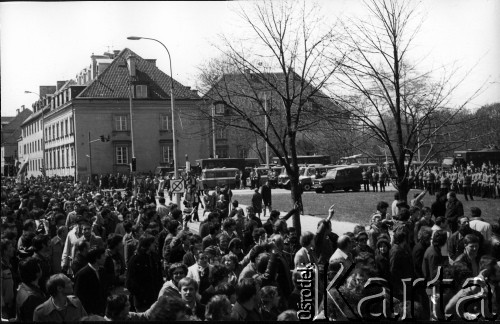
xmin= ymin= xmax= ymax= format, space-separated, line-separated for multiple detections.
xmin=114 ymin=115 xmax=129 ymax=131
xmin=61 ymin=147 xmax=65 ymax=168
xmin=160 ymin=115 xmax=169 ymax=130
xmin=52 ymin=125 xmax=55 ymax=140
xmin=70 ymin=117 xmax=74 ymax=134
xmin=214 ymin=103 xmax=225 ymax=115
xmin=237 ymin=148 xmax=248 ymax=158
xmin=136 ymin=85 xmax=148 ymax=98
xmin=216 ymin=148 xmax=228 ymax=158
xmin=71 ymin=147 xmax=75 ymax=166
xmin=216 ymin=126 xmax=227 ymax=139
xmin=161 ymin=145 xmax=173 ymax=163
xmin=115 ymin=146 xmax=129 ymax=165
xmin=65 ymin=120 xmax=68 ymax=136
xmin=56 ymin=123 xmax=60 ymax=139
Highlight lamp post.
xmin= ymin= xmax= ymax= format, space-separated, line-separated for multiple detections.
xmin=127 ymin=36 xmax=179 ymax=205
xmin=24 ymin=90 xmax=45 ymax=176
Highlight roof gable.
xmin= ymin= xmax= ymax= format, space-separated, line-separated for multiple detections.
xmin=78 ymin=48 xmax=199 ymax=100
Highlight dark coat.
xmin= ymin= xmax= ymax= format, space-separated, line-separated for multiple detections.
xmin=389 ymin=243 xmax=414 ymax=296
xmin=126 ymin=251 xmax=162 ymax=307
xmin=15 ymin=282 xmax=46 ymax=322
xmin=74 ymin=264 xmax=106 ymax=315
xmin=445 ymin=200 xmax=464 ymax=224
xmin=422 ymin=246 xmax=444 ymax=281
xmin=412 ymin=242 xmax=428 ymax=279
xmin=375 ymin=251 xmax=390 ymax=281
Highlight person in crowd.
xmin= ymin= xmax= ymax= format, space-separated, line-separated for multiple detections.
xmin=445 ymin=191 xmax=464 ymax=233
xmin=468 ymin=207 xmax=492 ymax=241
xmin=104 ymin=294 xmax=148 ymax=321
xmin=187 ymin=250 xmax=213 ymax=294
xmin=231 ymin=277 xmax=263 ymax=321
xmin=201 ymin=264 xmax=230 ymax=304
xmin=260 ymin=285 xmax=280 ymax=321
xmin=390 ymin=230 xmax=414 ymax=300
xmin=261 ymin=181 xmax=272 ymax=217
xmin=74 ymin=247 xmax=107 ymax=315
xmin=454 ymin=234 xmax=481 ymax=276
xmin=33 ymin=274 xmax=87 ymax=322
xmin=179 ymin=277 xmax=206 ymax=320
xmin=412 ymin=227 xmax=433 ymax=279
xmin=251 ymin=188 xmax=263 ymax=218
xmin=422 ymin=230 xmax=448 ymax=281
xmin=374 ymin=235 xmax=391 ymax=281
xmin=126 ymin=234 xmax=162 ymax=312
xmin=15 ymin=257 xmax=46 ymax=322
xmin=103 ymin=233 xmax=125 ymax=294
xmin=431 ymin=192 xmax=447 ymax=219
xmin=277 ymin=309 xmax=299 ymax=321
xmin=448 ymin=216 xmax=484 ymax=262
xmin=49 ymin=226 xmax=67 ymax=275
xmin=159 ymin=263 xmax=187 ymax=299
xmin=71 ymin=240 xmax=89 ymax=276
xmin=295 ymin=231 xmax=316 ymax=268
xmin=205 ymin=294 xmax=233 ymax=321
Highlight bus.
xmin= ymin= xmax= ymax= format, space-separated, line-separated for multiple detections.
xmin=452 ymin=148 xmax=500 ymax=168
xmin=339 ymin=154 xmax=389 ymax=165
xmin=271 ymin=155 xmax=331 ymax=166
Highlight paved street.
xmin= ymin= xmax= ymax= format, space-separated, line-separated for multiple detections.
xmin=162 ymin=189 xmax=360 ymax=236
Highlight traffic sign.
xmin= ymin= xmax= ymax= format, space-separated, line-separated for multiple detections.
xmin=170 ymin=179 xmax=185 ymax=193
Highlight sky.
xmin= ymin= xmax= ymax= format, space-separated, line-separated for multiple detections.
xmin=1 ymin=0 xmax=499 ymax=117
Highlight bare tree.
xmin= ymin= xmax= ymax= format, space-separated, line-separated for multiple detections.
xmin=197 ymin=0 xmax=344 ymax=236
xmin=329 ymin=0 xmax=486 ymax=202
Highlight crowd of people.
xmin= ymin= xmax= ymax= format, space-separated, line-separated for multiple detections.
xmin=1 ymin=171 xmax=500 ymax=322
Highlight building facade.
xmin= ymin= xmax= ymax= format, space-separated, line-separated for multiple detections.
xmin=19 ymin=48 xmax=208 ymax=180
xmin=1 ymin=108 xmax=32 ymax=176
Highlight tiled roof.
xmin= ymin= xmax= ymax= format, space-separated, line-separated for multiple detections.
xmin=203 ymin=71 xmax=340 ymax=111
xmin=1 ymin=117 xmax=15 ymax=124
xmin=78 ymin=48 xmax=200 ymax=100
xmin=2 ymin=109 xmax=33 ymax=144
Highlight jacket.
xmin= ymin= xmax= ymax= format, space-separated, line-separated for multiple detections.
xmin=422 ymin=246 xmax=444 ymax=281
xmin=187 ymin=263 xmax=214 ymax=287
xmin=445 ymin=200 xmax=464 ymax=223
xmin=74 ymin=264 xmax=106 ymax=315
xmin=15 ymin=282 xmax=46 ymax=322
xmin=33 ymin=296 xmax=87 ymax=322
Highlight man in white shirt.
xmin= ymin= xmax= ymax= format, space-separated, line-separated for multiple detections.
xmin=469 ymin=207 xmax=492 ymax=241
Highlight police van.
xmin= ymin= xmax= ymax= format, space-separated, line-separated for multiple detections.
xmin=200 ymin=168 xmax=239 ymax=190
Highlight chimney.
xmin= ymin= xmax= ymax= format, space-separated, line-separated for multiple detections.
xmin=113 ymin=50 xmax=120 ymax=56
xmin=127 ymin=55 xmax=136 ymax=77
xmin=22 ymin=105 xmax=25 ymax=111
xmin=146 ymin=59 xmax=156 ymax=66
xmin=16 ymin=109 xmax=20 ymax=115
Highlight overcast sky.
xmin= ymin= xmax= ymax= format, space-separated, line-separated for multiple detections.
xmin=1 ymin=0 xmax=499 ymax=116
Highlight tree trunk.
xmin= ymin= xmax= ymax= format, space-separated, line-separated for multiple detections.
xmin=396 ymin=177 xmax=410 ymax=204
xmin=289 ymin=171 xmax=302 ymax=238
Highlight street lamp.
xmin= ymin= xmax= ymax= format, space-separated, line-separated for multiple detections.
xmin=24 ymin=90 xmax=45 ymax=176
xmin=127 ymin=36 xmax=179 ymax=205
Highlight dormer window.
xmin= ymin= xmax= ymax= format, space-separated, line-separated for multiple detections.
xmin=130 ymin=85 xmax=148 ymax=99
xmin=136 ymin=85 xmax=148 ymax=98
xmin=214 ymin=103 xmax=225 ymax=115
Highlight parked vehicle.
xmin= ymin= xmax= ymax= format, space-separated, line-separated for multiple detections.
xmin=246 ymin=166 xmax=284 ymax=188
xmin=277 ymin=165 xmax=306 ymax=189
xmin=299 ymin=164 xmax=339 ymax=191
xmin=313 ymin=165 xmax=362 ymax=193
xmin=200 ymin=168 xmax=239 ymax=190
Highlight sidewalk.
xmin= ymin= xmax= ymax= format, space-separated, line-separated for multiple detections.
xmin=161 ymin=193 xmax=356 ymax=236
